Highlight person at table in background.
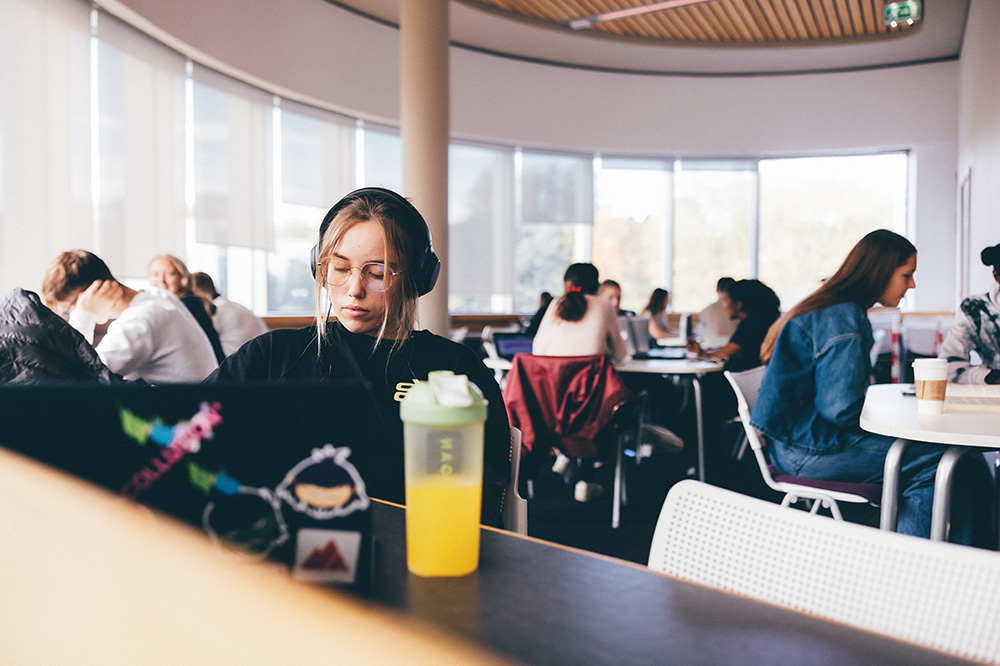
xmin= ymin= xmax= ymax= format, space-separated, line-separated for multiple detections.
xmin=597 ymin=279 xmax=635 ymax=317
xmin=694 ymin=277 xmax=739 ymax=349
xmin=148 ymin=254 xmax=225 ymax=363
xmin=205 ymin=187 xmax=510 ymax=527
xmin=41 ymin=250 xmax=218 ymax=383
xmin=523 ymin=290 xmax=553 ymax=338
xmin=532 ymin=263 xmax=627 ymax=361
xmin=753 ymin=229 xmax=993 ymax=545
xmin=641 ymin=287 xmax=677 ymax=343
xmin=687 ymin=279 xmax=779 ymax=372
xmin=938 ymin=242 xmax=1000 ymax=385
xmin=190 ymin=271 xmax=268 ymax=357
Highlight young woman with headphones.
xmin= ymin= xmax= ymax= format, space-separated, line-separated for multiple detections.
xmin=207 ymin=187 xmax=511 ymax=526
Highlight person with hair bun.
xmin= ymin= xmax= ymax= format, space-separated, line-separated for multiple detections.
xmin=752 ymin=230 xmax=993 ymax=545
xmin=531 ymin=263 xmax=626 ymax=360
xmin=938 ymin=243 xmax=1000 ymax=384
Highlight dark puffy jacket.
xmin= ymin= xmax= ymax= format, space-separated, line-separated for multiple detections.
xmin=0 ymin=288 xmax=127 ymax=384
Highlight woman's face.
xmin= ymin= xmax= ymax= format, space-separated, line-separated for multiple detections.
xmin=325 ymin=220 xmax=389 ymax=335
xmin=878 ymin=254 xmax=917 ymax=308
xmin=722 ymin=293 xmax=742 ymax=319
xmin=149 ymin=259 xmax=184 ymax=295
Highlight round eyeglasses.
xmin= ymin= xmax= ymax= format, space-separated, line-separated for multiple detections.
xmin=322 ymin=260 xmax=400 ymax=293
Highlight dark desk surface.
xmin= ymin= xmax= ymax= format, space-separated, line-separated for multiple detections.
xmin=367 ymin=503 xmax=966 ymax=666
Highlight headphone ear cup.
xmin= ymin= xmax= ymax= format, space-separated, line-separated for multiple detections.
xmin=417 ymin=248 xmax=441 ymax=296
xmin=309 ymin=242 xmax=320 ymax=278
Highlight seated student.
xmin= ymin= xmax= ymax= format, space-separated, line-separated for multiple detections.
xmin=0 ymin=287 xmax=127 ymax=384
xmin=41 ymin=250 xmax=218 ymax=384
xmin=938 ymin=242 xmax=1000 ymax=384
xmin=532 ymin=263 xmax=626 ymax=361
xmin=204 ymin=187 xmax=511 ymax=527
xmin=190 ymin=272 xmax=268 ymax=357
xmin=641 ymin=287 xmax=677 ymax=343
xmin=523 ymin=290 xmax=553 ymax=338
xmin=148 ymin=254 xmax=225 ymax=363
xmin=694 ymin=276 xmax=739 ymax=348
xmin=687 ymin=279 xmax=780 ymax=372
xmin=597 ymin=279 xmax=635 ymax=316
xmin=753 ymin=230 xmax=993 ymax=545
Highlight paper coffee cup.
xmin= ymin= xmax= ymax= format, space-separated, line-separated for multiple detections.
xmin=912 ymin=358 xmax=948 ymax=413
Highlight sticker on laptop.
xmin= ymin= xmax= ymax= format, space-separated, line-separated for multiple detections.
xmin=291 ymin=528 xmax=363 ymax=584
xmin=276 ymin=445 xmax=370 ymax=519
xmin=202 ymin=486 xmax=289 ymax=559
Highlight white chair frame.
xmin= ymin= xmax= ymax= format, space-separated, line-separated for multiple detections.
xmin=724 ymin=366 xmax=878 ymax=520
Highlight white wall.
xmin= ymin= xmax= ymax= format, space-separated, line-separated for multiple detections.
xmin=958 ymin=0 xmax=1000 ymax=300
xmin=106 ymin=0 xmax=964 ymax=310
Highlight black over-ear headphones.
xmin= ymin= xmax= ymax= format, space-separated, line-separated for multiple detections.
xmin=309 ymin=187 xmax=441 ymax=296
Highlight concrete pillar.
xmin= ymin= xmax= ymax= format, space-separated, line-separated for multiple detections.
xmin=399 ymin=0 xmax=449 ymax=335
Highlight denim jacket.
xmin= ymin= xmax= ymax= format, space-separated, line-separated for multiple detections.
xmin=750 ymin=302 xmax=877 ymax=454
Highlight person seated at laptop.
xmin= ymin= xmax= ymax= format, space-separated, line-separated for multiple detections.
xmin=694 ymin=276 xmax=739 ymax=348
xmin=532 ymin=263 xmax=626 ymax=361
xmin=938 ymin=242 xmax=1000 ymax=385
xmin=597 ymin=279 xmax=635 ymax=317
xmin=190 ymin=271 xmax=268 ymax=357
xmin=204 ymin=187 xmax=511 ymax=527
xmin=641 ymin=287 xmax=678 ymax=344
xmin=41 ymin=250 xmax=219 ymax=384
xmin=522 ymin=290 xmax=553 ymax=338
xmin=687 ymin=279 xmax=779 ymax=372
xmin=148 ymin=254 xmax=226 ymax=363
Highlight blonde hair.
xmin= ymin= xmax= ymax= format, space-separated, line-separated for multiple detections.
xmin=313 ymin=195 xmax=420 ymax=352
xmin=148 ymin=254 xmax=192 ymax=295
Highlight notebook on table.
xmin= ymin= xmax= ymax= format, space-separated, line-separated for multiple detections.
xmin=944 ymin=384 xmax=1000 ymax=413
xmin=0 ymin=381 xmax=381 ymax=586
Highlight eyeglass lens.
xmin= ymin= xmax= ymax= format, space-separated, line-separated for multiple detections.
xmin=325 ymin=261 xmax=388 ymax=292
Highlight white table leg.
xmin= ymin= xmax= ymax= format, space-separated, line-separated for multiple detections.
xmin=880 ymin=439 xmax=911 ymax=532
xmin=929 ymin=445 xmax=973 ymax=541
xmin=693 ymin=375 xmax=705 ymax=483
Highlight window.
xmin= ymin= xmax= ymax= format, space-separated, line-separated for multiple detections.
xmin=593 ymin=157 xmax=673 ymax=315
xmin=672 ymin=160 xmax=756 ymax=313
xmin=448 ymin=141 xmax=515 ymax=313
xmin=758 ymin=153 xmax=908 ymax=310
xmin=268 ymin=101 xmax=354 ymax=313
xmin=516 ymin=150 xmax=594 ymax=313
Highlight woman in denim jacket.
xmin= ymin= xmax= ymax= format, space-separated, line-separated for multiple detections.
xmin=752 ymin=230 xmax=992 ymax=545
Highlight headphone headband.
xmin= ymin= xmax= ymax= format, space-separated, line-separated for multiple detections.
xmin=309 ymin=187 xmax=441 ymax=296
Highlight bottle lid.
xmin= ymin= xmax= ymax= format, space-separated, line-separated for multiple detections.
xmin=399 ymin=371 xmax=488 ymax=425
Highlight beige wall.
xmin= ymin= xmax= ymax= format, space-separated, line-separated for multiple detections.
xmin=957 ymin=0 xmax=1000 ymax=300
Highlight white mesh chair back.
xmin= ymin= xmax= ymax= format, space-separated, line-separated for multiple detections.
xmin=649 ymin=480 xmax=1000 ymax=665
xmin=503 ymin=427 xmax=528 ymax=534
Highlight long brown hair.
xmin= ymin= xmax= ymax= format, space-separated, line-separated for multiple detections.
xmin=554 ymin=263 xmax=600 ymax=322
xmin=760 ymin=229 xmax=916 ymax=361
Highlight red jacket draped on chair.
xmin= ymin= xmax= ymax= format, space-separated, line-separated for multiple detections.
xmin=502 ymin=354 xmax=633 ymax=458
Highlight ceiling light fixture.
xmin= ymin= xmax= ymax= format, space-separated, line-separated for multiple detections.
xmin=564 ymin=0 xmax=720 ymax=31
xmin=883 ymin=0 xmax=922 ymax=28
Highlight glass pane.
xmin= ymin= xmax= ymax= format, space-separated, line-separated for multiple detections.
xmin=363 ymin=126 xmax=403 ymax=192
xmin=758 ymin=153 xmax=908 ymax=311
xmin=672 ymin=165 xmax=754 ymax=313
xmin=448 ymin=142 xmax=514 ymax=314
xmin=593 ymin=161 xmax=672 ymax=315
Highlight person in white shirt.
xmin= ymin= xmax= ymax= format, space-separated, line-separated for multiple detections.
xmin=191 ymin=272 xmax=268 ymax=356
xmin=694 ymin=276 xmax=739 ymax=348
xmin=532 ymin=263 xmax=626 ymax=361
xmin=41 ymin=250 xmax=218 ymax=383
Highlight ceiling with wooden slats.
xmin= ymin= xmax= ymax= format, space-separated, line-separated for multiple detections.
xmin=464 ymin=0 xmax=911 ymax=44
xmin=333 ymin=1 xmax=966 ymax=75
